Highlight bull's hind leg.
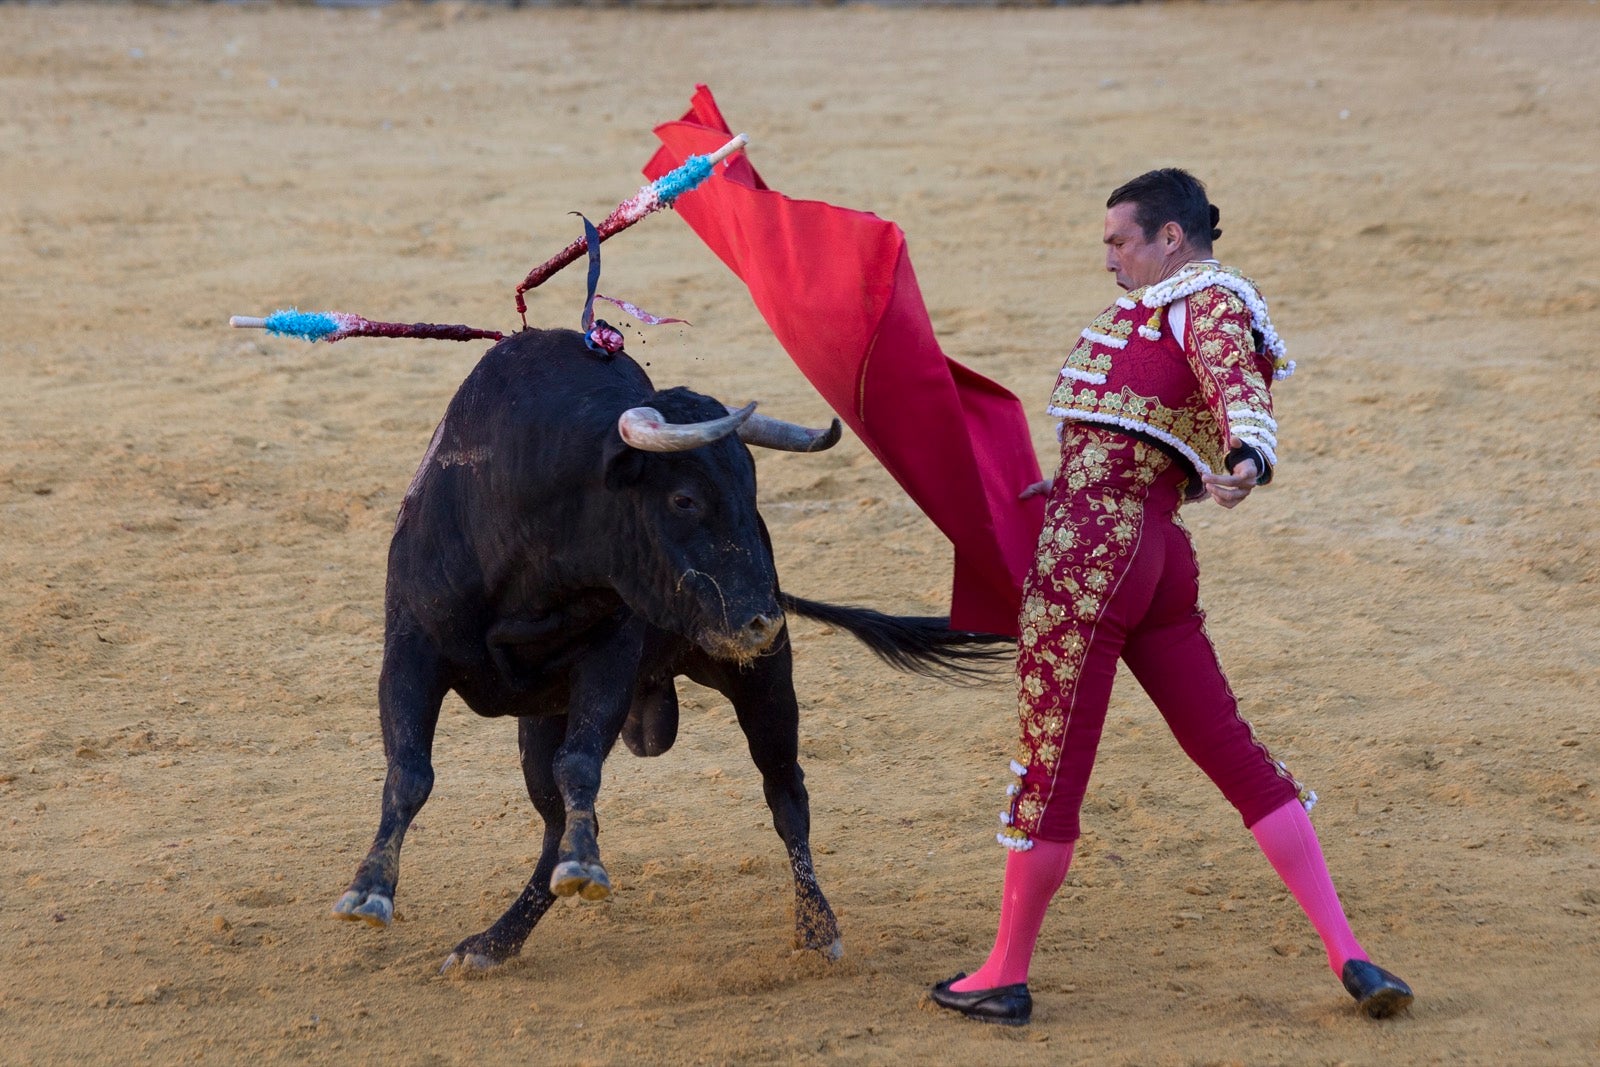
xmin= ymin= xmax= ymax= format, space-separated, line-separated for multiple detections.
xmin=704 ymin=644 xmax=843 ymax=959
xmin=441 ymin=715 xmax=568 ymax=973
xmin=332 ymin=622 xmax=447 ymax=928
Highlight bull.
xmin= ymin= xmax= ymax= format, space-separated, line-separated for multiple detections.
xmin=331 ymin=327 xmax=1007 ymax=971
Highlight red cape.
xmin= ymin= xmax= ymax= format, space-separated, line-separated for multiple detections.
xmin=645 ymin=86 xmax=1043 ymax=637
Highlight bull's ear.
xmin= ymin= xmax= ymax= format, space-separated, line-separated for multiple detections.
xmin=602 ymin=433 xmax=646 ymax=490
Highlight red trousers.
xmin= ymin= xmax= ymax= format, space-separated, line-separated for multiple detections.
xmin=1001 ymin=425 xmax=1307 ymax=847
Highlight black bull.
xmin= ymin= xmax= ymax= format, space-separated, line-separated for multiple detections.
xmin=331 ymin=328 xmax=1009 ymax=971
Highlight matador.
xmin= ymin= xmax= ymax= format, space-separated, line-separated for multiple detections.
xmin=929 ymin=169 xmax=1413 ymax=1027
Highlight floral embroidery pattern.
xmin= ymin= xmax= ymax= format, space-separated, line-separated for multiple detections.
xmin=1047 ymin=382 xmax=1223 ymax=480
xmin=1061 ymin=336 xmax=1114 ymax=383
xmin=1185 ymin=286 xmax=1278 ymax=467
xmin=1000 ymin=427 xmax=1168 ymax=849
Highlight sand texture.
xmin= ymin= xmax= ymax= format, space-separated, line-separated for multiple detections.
xmin=2 ymin=1 xmax=1597 ymax=1063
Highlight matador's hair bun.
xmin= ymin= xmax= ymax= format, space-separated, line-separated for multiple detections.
xmin=1209 ymin=204 xmax=1222 ymax=242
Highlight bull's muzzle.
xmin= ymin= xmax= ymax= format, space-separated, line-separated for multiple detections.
xmin=702 ymin=609 xmax=786 ymax=663
xmin=742 ymin=611 xmax=784 ymax=651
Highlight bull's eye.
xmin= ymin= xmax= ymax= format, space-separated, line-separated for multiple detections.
xmin=670 ymin=491 xmax=702 ymax=517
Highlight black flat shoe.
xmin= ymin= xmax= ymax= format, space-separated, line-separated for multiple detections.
xmin=1341 ymin=959 xmax=1414 ymax=1019
xmin=929 ymin=973 xmax=1033 ymax=1026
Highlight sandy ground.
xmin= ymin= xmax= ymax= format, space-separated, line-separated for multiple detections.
xmin=2 ymin=1 xmax=1597 ymax=1064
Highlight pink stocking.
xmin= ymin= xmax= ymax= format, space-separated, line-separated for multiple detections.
xmin=1250 ymin=799 xmax=1367 ymax=974
xmin=951 ymin=838 xmax=1075 ymax=991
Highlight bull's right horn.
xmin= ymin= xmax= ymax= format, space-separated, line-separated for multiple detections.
xmin=727 ymin=408 xmax=844 ymax=453
xmin=618 ymin=401 xmax=756 ymax=453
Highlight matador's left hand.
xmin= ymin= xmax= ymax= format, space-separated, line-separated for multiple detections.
xmin=1202 ymin=436 xmax=1258 ymax=509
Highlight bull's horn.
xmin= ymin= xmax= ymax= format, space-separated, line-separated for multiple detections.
xmin=727 ymin=406 xmax=844 ymax=453
xmin=617 ymin=401 xmax=756 ymax=453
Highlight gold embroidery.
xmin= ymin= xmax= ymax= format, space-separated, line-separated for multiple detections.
xmin=1086 ymin=306 xmax=1134 ymax=339
xmin=1048 ymin=383 xmax=1225 ymax=474
xmin=1050 ymin=272 xmax=1280 ymax=483
xmin=1008 ymin=428 xmax=1169 ymax=841
xmin=1062 ymin=337 xmax=1113 ymax=379
xmin=1185 ymin=285 xmax=1273 ymax=433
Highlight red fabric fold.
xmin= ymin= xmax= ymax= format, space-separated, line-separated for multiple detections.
xmin=645 ymin=85 xmax=1044 ymax=636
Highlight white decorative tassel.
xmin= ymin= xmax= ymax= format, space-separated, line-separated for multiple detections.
xmin=997 ymin=829 xmax=1035 ymax=851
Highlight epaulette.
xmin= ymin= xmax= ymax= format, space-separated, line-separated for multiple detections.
xmin=1134 ymin=263 xmax=1294 ymax=380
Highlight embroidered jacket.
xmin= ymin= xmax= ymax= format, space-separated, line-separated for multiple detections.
xmin=1045 ymin=262 xmax=1293 ymax=496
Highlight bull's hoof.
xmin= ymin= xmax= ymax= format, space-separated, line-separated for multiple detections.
xmin=793 ymin=935 xmax=844 ymax=961
xmin=331 ymin=889 xmax=393 ymax=928
xmin=439 ymin=930 xmax=521 ymax=975
xmin=550 ymin=860 xmax=611 ymax=901
xmin=792 ymin=893 xmax=841 ymax=959
xmin=439 ymin=949 xmax=500 ymax=976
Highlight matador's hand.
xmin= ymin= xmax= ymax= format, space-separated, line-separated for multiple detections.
xmin=1020 ymin=478 xmax=1054 ymax=500
xmin=1202 ymin=436 xmax=1258 ymax=509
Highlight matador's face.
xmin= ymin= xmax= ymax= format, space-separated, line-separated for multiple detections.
xmin=1103 ymin=201 xmax=1183 ymax=291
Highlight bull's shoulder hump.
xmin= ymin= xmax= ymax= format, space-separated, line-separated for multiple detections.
xmin=462 ymin=334 xmax=652 ymax=408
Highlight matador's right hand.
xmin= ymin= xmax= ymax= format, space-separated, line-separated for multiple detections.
xmin=1019 ymin=478 xmax=1054 ymax=500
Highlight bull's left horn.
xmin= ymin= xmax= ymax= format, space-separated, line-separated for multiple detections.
xmin=618 ymin=402 xmax=756 ymax=453
xmin=727 ymin=407 xmax=844 ymax=453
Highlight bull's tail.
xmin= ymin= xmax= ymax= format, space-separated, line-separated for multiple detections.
xmin=778 ymin=593 xmax=1014 ymax=684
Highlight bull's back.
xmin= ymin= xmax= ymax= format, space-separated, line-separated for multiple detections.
xmin=384 ymin=329 xmax=652 ymax=678
xmin=399 ymin=327 xmax=650 ymax=519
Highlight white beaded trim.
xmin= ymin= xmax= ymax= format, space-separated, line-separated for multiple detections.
xmin=1226 ymin=406 xmax=1279 ymax=432
xmin=1046 ymin=408 xmax=1214 ymax=479
xmin=1227 ymin=406 xmax=1279 ymax=467
xmin=1081 ymin=328 xmax=1128 ymax=350
xmin=1143 ymin=266 xmax=1294 ymax=380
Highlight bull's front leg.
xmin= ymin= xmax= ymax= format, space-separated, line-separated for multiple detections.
xmin=548 ymin=618 xmax=644 ymax=901
xmin=332 ymin=620 xmax=448 ymax=928
xmin=440 ymin=714 xmax=569 ymax=973
xmin=705 ymin=641 xmax=843 ymax=959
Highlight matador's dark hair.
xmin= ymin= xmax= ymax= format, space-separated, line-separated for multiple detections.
xmin=1106 ymin=168 xmax=1221 ymax=247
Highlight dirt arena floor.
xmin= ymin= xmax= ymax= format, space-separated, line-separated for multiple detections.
xmin=2 ymin=1 xmax=1597 ymax=1064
